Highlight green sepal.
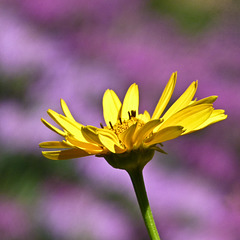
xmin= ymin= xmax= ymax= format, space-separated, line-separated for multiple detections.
xmin=104 ymin=148 xmax=155 ymax=171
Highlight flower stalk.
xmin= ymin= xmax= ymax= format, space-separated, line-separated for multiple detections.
xmin=128 ymin=168 xmax=161 ymax=240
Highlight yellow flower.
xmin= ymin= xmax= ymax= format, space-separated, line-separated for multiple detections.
xmin=39 ymin=72 xmax=227 ymax=170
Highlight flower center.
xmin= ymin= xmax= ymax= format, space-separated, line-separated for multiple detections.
xmin=109 ymin=111 xmax=144 ymax=136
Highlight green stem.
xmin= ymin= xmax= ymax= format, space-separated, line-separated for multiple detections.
xmin=128 ymin=168 xmax=161 ymax=240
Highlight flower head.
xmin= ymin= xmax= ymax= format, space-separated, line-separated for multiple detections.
xmin=40 ymin=72 xmax=227 ymax=170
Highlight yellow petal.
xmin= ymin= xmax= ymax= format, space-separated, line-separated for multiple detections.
xmin=42 ymin=148 xmax=91 ymax=160
xmin=152 ymin=72 xmax=177 ymax=119
xmin=60 ymin=99 xmax=75 ymax=120
xmin=98 ymin=129 xmax=124 ymax=153
xmin=41 ymin=118 xmax=66 ymax=137
xmin=59 ymin=113 xmax=83 ymax=129
xmin=144 ymin=110 xmax=151 ymax=119
xmin=160 ymin=104 xmax=213 ymax=134
xmin=81 ymin=126 xmax=103 ymax=146
xmin=188 ymin=96 xmax=218 ymax=106
xmin=138 ymin=110 xmax=151 ymax=123
xmin=103 ymin=89 xmax=122 ymax=127
xmin=121 ymin=83 xmax=139 ymax=120
xmin=66 ymin=136 xmax=104 ymax=154
xmin=118 ymin=123 xmax=138 ymax=150
xmin=163 ymin=81 xmax=198 ymax=121
xmin=193 ymin=109 xmax=227 ymax=131
xmin=98 ymin=128 xmax=119 ymax=143
xmin=98 ymin=135 xmax=124 ymax=153
xmin=99 ymin=136 xmax=125 ymax=153
xmin=47 ymin=109 xmax=86 ymax=142
xmin=144 ymin=126 xmax=184 ymax=146
xmin=39 ymin=141 xmax=72 ymax=148
xmin=133 ymin=119 xmax=161 ymax=147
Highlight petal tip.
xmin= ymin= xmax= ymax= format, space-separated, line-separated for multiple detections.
xmin=47 ymin=109 xmax=54 ymax=115
xmin=223 ymin=114 xmax=228 ymax=119
xmin=60 ymin=98 xmax=65 ymax=105
xmin=195 ymin=80 xmax=198 ymax=88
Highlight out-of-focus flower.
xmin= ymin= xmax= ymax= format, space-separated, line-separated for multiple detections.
xmin=0 ymin=199 xmax=30 ymax=239
xmin=8 ymin=0 xmax=130 ymax=23
xmin=173 ymin=138 xmax=238 ymax=182
xmin=40 ymin=72 xmax=226 ymax=171
xmin=38 ymin=183 xmax=134 ymax=240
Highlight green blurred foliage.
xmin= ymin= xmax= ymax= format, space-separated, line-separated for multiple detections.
xmin=0 ymin=74 xmax=31 ymax=102
xmin=0 ymin=153 xmax=79 ymax=202
xmin=149 ymin=0 xmax=223 ymax=33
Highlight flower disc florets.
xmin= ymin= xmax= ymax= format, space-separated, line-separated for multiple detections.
xmin=106 ymin=111 xmax=145 ymax=145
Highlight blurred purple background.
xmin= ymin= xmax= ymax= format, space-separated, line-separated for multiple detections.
xmin=0 ymin=1 xmax=240 ymax=239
